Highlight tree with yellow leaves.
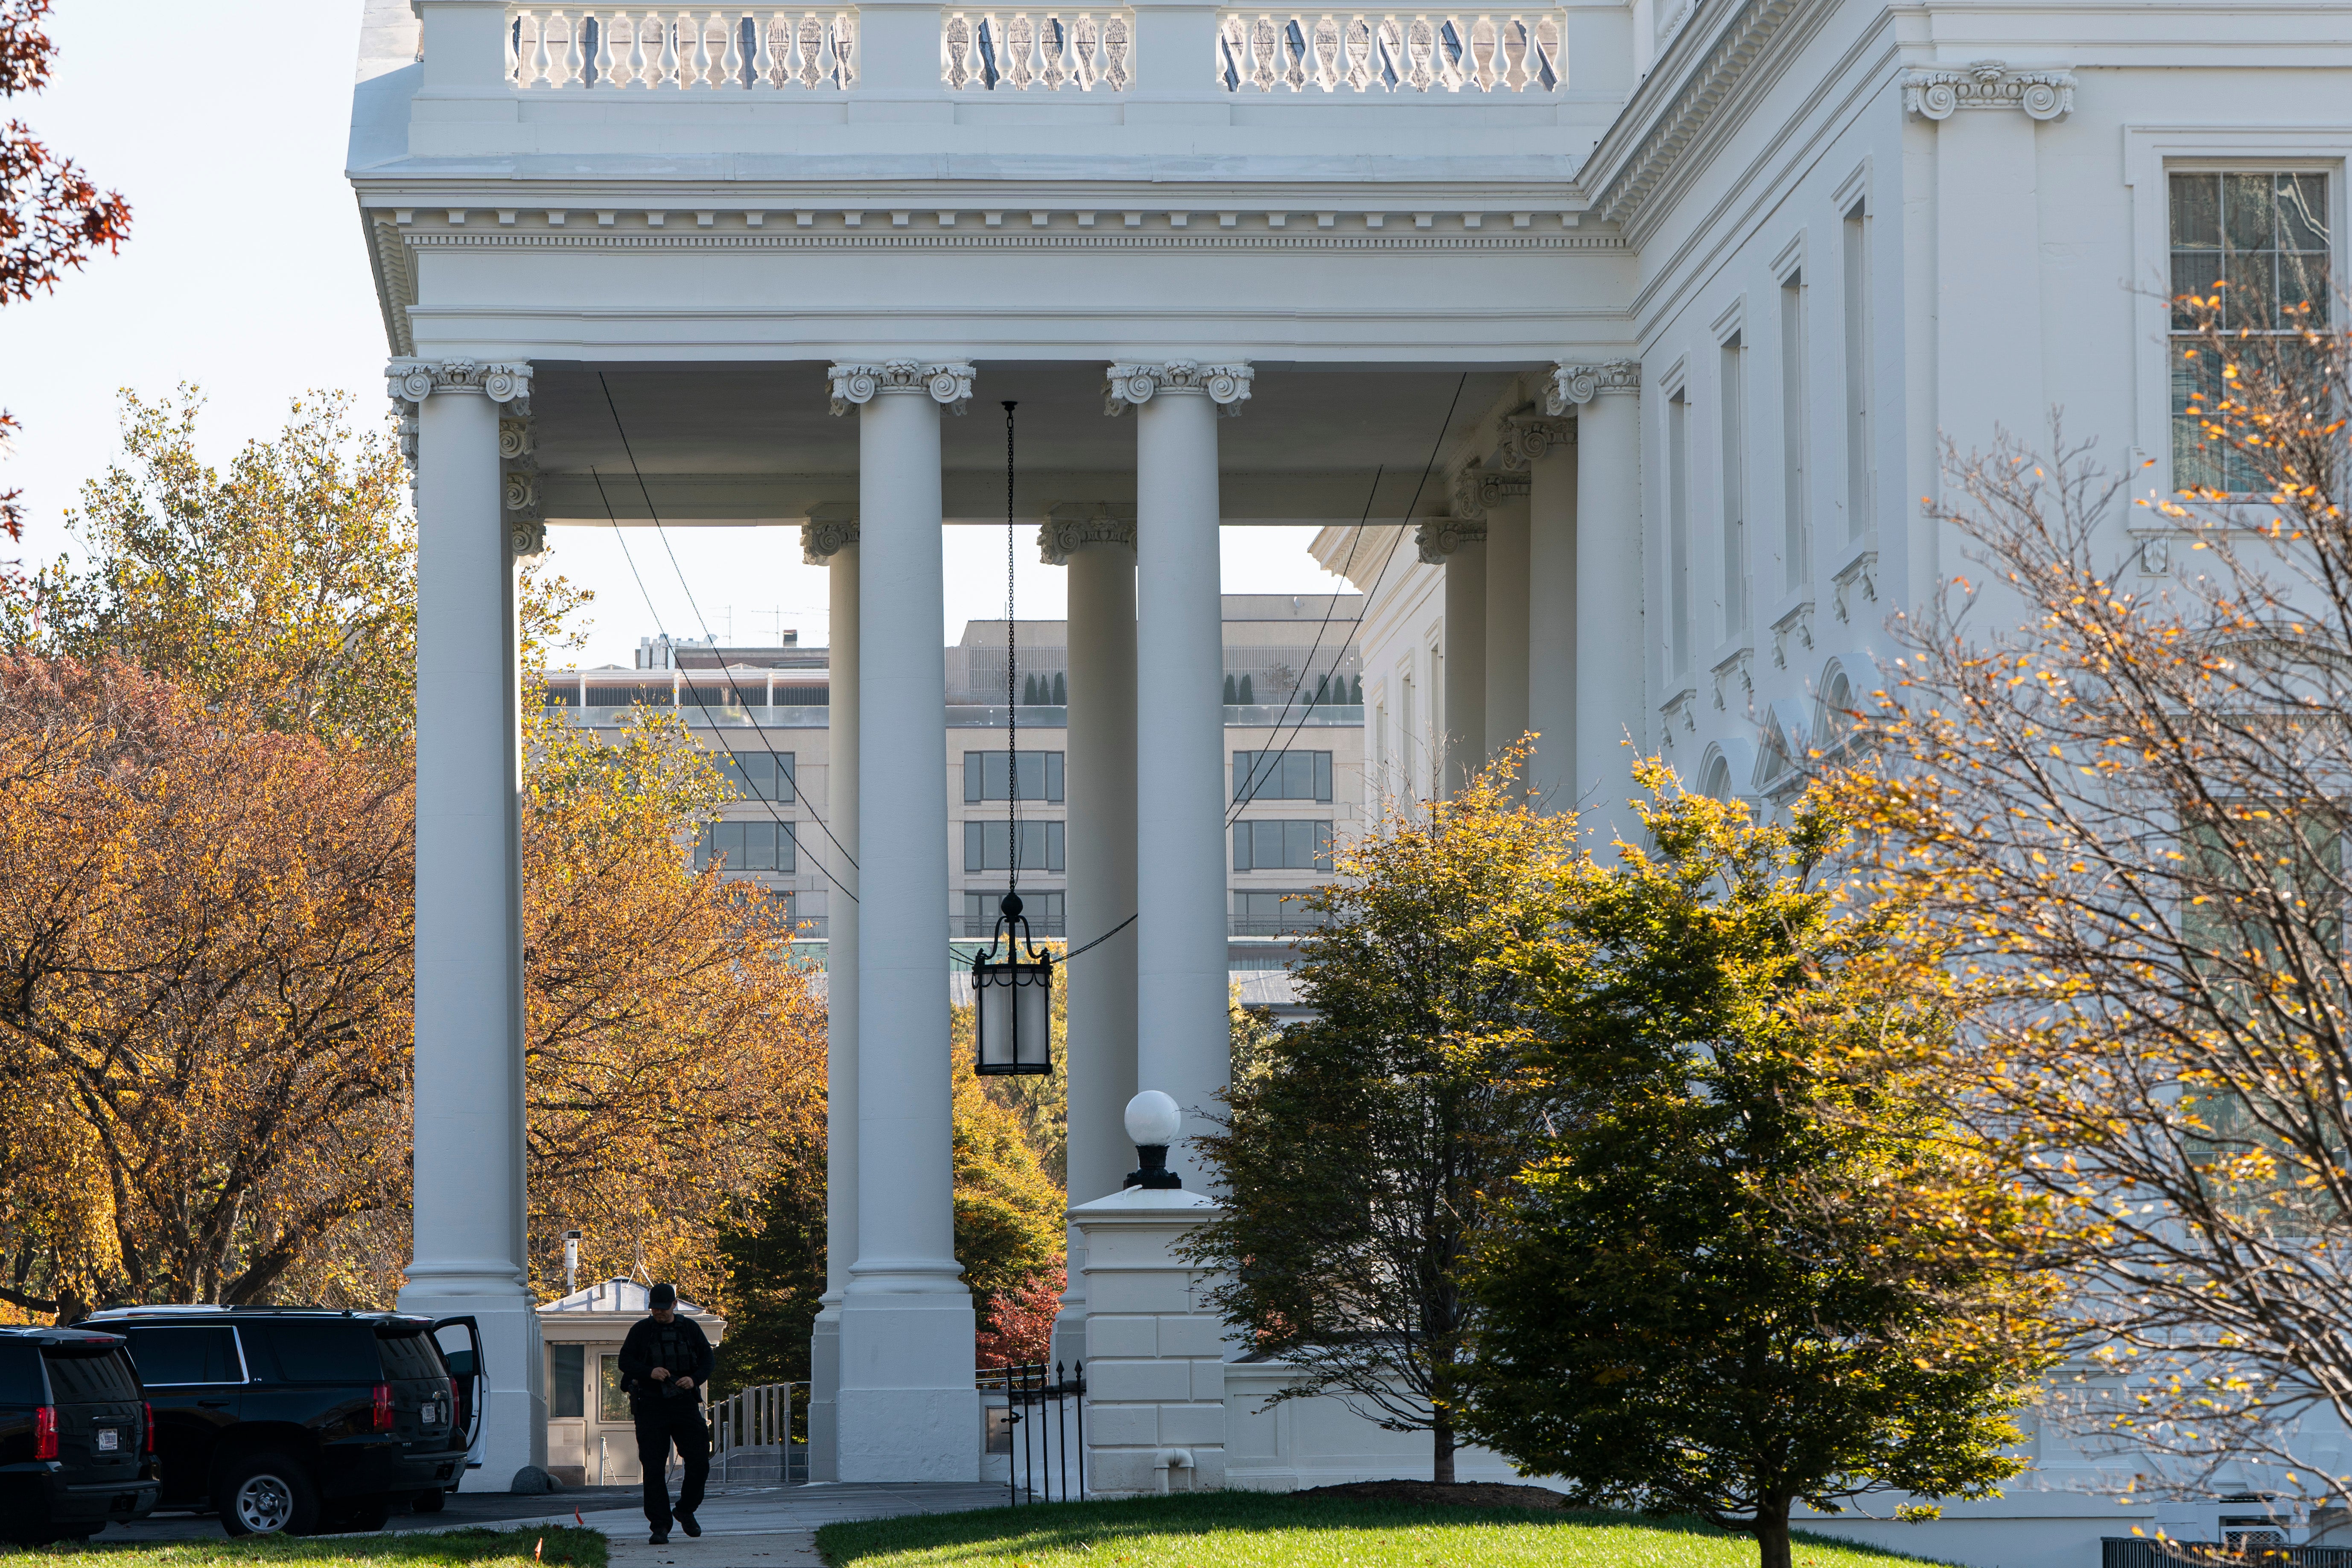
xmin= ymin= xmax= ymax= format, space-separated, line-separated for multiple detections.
xmin=1831 ymin=262 xmax=2352 ymax=1499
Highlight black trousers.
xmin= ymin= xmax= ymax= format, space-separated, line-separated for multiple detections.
xmin=633 ymin=1396 xmax=710 ymax=1530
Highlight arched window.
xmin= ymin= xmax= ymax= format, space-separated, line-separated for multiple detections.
xmin=1816 ymin=668 xmax=1855 ymax=757
xmin=1703 ymin=755 xmax=1732 ymax=800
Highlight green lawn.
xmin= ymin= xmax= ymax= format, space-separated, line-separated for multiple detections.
xmin=2 ymin=1527 xmax=607 ymax=1568
xmin=816 ymin=1493 xmax=1943 ymax=1568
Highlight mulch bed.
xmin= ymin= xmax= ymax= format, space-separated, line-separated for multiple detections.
xmin=1293 ymin=1480 xmax=1570 ymax=1512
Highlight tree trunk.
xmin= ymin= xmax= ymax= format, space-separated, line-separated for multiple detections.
xmin=1432 ymin=1413 xmax=1456 ymax=1484
xmin=1756 ymin=1499 xmax=1794 ymax=1568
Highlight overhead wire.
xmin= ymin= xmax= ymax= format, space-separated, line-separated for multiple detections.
xmin=1224 ymin=371 xmax=1470 ymax=828
xmin=593 ymin=374 xmax=864 ymax=890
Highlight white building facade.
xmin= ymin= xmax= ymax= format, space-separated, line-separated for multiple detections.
xmin=351 ymin=0 xmax=2348 ymax=1553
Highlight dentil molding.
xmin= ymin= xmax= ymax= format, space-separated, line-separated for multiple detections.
xmin=827 ymin=361 xmax=976 ymax=416
xmin=1546 ymin=360 xmax=1641 ymax=413
xmin=1901 ymin=60 xmax=2074 ymax=123
xmin=1037 ymin=502 xmax=1138 ymax=564
xmin=1103 ymin=361 xmax=1254 ymax=417
xmin=1415 ymin=519 xmax=1489 ymax=564
xmin=800 ymin=516 xmax=861 ymax=564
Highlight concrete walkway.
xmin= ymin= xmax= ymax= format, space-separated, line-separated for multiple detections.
xmin=96 ymin=1482 xmax=1017 ymax=1568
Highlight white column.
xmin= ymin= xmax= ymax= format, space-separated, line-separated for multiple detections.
xmin=802 ymin=514 xmax=859 ymax=1483
xmin=1040 ymin=506 xmax=1140 ymax=1367
xmin=1481 ymin=471 xmax=1532 ymax=761
xmin=390 ymin=356 xmax=545 ymax=1489
xmin=1106 ymin=360 xmax=1252 ymax=1188
xmin=1551 ymin=362 xmax=1646 ymax=825
xmin=1518 ymin=415 xmax=1579 ymax=809
xmin=829 ymin=361 xmax=978 ymax=1483
xmin=1418 ymin=514 xmax=1487 ymax=795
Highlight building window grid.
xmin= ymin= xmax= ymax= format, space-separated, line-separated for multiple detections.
xmin=1233 ymin=749 xmax=1334 ymax=804
xmin=2169 ymin=170 xmax=2333 ymax=493
xmin=715 ymin=750 xmax=795 ymax=802
xmin=964 ymin=818 xmax=1066 ymax=874
xmin=963 ymin=889 xmax=1064 ymax=937
xmin=1233 ymin=818 xmax=1334 ymax=873
xmin=695 ymin=819 xmax=797 ymax=873
xmin=964 ymin=750 xmax=1065 ymax=803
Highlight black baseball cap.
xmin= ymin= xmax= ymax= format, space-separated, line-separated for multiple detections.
xmin=648 ymin=1283 xmax=677 ymax=1309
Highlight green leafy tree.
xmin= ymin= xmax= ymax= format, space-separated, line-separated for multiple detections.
xmin=1459 ymin=767 xmax=2062 ymax=1568
xmin=1183 ymin=748 xmax=1573 ymax=1483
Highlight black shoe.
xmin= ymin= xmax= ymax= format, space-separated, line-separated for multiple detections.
xmin=676 ymin=1511 xmax=700 ymax=1538
xmin=649 ymin=1532 xmax=669 ymax=1545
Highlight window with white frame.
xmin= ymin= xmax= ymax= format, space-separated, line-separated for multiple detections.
xmin=1720 ymin=333 xmax=1749 ymax=642
xmin=2169 ymin=171 xmax=2332 ymax=493
xmin=1668 ymin=388 xmax=1692 ymax=673
xmin=1780 ymin=272 xmax=1810 ymax=593
xmin=1841 ymin=200 xmax=1872 ymax=540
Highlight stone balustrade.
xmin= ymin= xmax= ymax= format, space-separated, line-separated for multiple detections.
xmin=1214 ymin=10 xmax=1561 ymax=93
xmin=941 ymin=9 xmax=1133 ymax=91
xmin=506 ymin=8 xmax=857 ymax=89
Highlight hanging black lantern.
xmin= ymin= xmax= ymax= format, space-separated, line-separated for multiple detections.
xmin=974 ymin=891 xmax=1053 ymax=1075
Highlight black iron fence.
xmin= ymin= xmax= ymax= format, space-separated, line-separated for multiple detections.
xmin=980 ymin=1361 xmax=1085 ymax=1505
xmin=2104 ymin=1542 xmax=2348 ymax=1568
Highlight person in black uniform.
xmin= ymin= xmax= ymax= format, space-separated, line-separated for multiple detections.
xmin=616 ymin=1283 xmax=715 ymax=1544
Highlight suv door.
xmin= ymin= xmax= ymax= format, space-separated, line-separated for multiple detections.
xmin=117 ymin=1323 xmax=249 ymax=1506
xmin=429 ymin=1319 xmax=483 ymax=1465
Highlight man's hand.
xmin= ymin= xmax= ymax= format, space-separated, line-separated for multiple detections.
xmin=650 ymin=1367 xmax=670 ymax=1381
xmin=676 ymin=1376 xmax=696 ymax=1391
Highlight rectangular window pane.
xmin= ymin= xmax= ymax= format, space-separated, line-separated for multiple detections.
xmin=1841 ymin=202 xmax=1871 ymax=542
xmin=1780 ymin=275 xmax=1809 ymax=593
xmin=966 ymin=819 xmax=1063 ymax=871
xmin=551 ymin=1344 xmax=584 ymax=1419
xmin=967 ymin=752 xmax=1065 ymax=802
xmin=599 ymin=1355 xmax=628 ymax=1422
xmin=1669 ymin=393 xmax=1690 ymax=666
xmin=964 ymin=890 xmax=1065 ymax=937
xmin=1233 ymin=750 xmax=1335 ymax=803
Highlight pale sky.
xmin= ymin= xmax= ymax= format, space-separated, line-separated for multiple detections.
xmin=0 ymin=0 xmax=1344 ymax=666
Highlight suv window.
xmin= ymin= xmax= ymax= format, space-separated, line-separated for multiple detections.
xmin=44 ymin=1345 xmax=140 ymax=1402
xmin=0 ymin=1341 xmax=42 ymax=1404
xmin=123 ymin=1325 xmax=245 ymax=1385
xmin=375 ymin=1329 xmax=444 ymax=1382
xmin=255 ymin=1320 xmax=376 ymax=1382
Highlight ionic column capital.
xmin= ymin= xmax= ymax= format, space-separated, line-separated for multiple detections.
xmin=1415 ymin=519 xmax=1488 ymax=564
xmin=1902 ymin=61 xmax=2075 ymax=122
xmin=1038 ymin=502 xmax=1138 ymax=565
xmin=1450 ymin=463 xmax=1532 ymax=521
xmin=801 ymin=513 xmax=862 ymax=565
xmin=386 ymin=358 xmax=533 ymax=411
xmin=1103 ymin=360 xmax=1253 ymax=418
xmin=827 ymin=361 xmax=975 ymax=417
xmin=1545 ymin=360 xmax=1642 ymax=414
xmin=1497 ymin=415 xmax=1575 ymax=470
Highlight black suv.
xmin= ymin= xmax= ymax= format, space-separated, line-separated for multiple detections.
xmin=81 ymin=1308 xmax=481 ymax=1536
xmin=0 ymin=1326 xmax=160 ymax=1544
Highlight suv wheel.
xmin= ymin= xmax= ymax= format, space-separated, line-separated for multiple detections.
xmin=219 ymin=1452 xmax=320 ymax=1537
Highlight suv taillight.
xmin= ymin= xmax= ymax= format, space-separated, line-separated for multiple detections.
xmin=371 ymin=1382 xmax=395 ymax=1434
xmin=144 ymin=1400 xmax=156 ymax=1454
xmin=448 ymin=1376 xmax=461 ymax=1426
xmin=34 ymin=1406 xmax=57 ymax=1461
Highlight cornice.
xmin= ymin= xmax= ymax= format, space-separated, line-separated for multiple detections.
xmin=1580 ymin=0 xmax=1814 ymax=234
xmin=371 ymin=216 xmax=1625 ymax=254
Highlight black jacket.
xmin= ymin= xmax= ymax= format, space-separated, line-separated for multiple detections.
xmin=616 ymin=1314 xmax=715 ymax=1407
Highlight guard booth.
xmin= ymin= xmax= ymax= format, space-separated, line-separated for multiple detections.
xmin=537 ymin=1279 xmax=727 ymax=1488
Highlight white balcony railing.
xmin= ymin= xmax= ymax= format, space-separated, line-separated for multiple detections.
xmin=940 ymin=10 xmax=1133 ymax=91
xmin=506 ymin=9 xmax=858 ymax=90
xmin=1214 ymin=11 xmax=1559 ymax=92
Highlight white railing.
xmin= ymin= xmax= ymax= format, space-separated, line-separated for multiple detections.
xmin=941 ymin=11 xmax=1133 ymax=91
xmin=709 ymin=1381 xmax=805 ymax=1482
xmin=507 ymin=9 xmax=857 ymax=89
xmin=1214 ymin=11 xmax=1559 ymax=92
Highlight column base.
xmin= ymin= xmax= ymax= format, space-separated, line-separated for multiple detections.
xmin=397 ymin=1280 xmax=545 ymax=1491
xmin=808 ymin=1300 xmax=843 ymax=1483
xmin=837 ymin=1292 xmax=979 ymax=1483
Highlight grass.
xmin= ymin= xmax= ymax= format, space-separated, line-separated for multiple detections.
xmin=814 ymin=1492 xmax=1948 ymax=1568
xmin=1 ymin=1527 xmax=607 ymax=1568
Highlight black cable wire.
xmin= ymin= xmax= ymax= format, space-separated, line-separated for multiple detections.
xmin=587 ymin=465 xmax=858 ymax=909
xmin=1224 ymin=371 xmax=1469 ymax=828
xmin=1224 ymin=464 xmax=1380 ymax=823
xmin=595 ymin=374 xmax=862 ymax=882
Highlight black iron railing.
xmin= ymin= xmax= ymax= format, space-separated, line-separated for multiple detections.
xmin=980 ymin=1361 xmax=1085 ymax=1505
